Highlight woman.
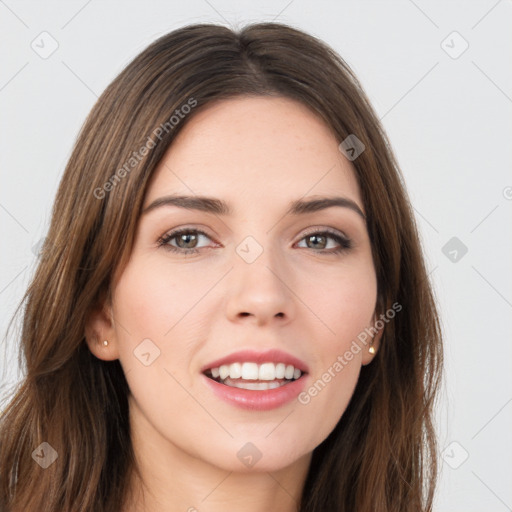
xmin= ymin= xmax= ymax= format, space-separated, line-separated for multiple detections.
xmin=0 ymin=22 xmax=443 ymax=511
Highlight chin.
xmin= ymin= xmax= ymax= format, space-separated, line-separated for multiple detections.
xmin=203 ymin=441 xmax=310 ymax=474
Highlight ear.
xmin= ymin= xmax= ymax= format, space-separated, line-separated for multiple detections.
xmin=361 ymin=310 xmax=385 ymax=366
xmin=84 ymin=299 xmax=120 ymax=361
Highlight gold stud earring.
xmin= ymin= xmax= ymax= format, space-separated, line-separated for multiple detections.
xmin=369 ymin=345 xmax=375 ymax=354
xmin=103 ymin=340 xmax=109 ymax=346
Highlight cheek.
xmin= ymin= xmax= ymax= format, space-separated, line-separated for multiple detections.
xmin=111 ymin=259 xmax=222 ymax=384
xmin=302 ymin=261 xmax=377 ymax=348
xmin=293 ymin=262 xmax=376 ymax=440
xmin=111 ymin=263 xmax=207 ymax=424
xmin=112 ymin=260 xmax=208 ymax=341
xmin=110 ymin=262 xmax=181 ymax=377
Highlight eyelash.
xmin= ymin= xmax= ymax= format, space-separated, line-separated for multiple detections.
xmin=157 ymin=227 xmax=352 ymax=256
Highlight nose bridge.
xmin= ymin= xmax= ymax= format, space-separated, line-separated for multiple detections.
xmin=224 ymin=232 xmax=294 ymax=324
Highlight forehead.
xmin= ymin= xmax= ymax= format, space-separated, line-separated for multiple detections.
xmin=144 ymin=96 xmax=361 ymax=210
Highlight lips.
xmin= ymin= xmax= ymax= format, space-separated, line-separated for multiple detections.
xmin=201 ymin=372 xmax=308 ymax=410
xmin=201 ymin=349 xmax=309 ymax=411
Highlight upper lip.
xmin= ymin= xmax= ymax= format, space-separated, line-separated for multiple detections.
xmin=201 ymin=349 xmax=309 ymax=374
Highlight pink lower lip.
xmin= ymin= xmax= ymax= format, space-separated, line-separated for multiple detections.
xmin=201 ymin=373 xmax=308 ymax=411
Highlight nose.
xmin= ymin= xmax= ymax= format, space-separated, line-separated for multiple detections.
xmin=224 ymin=247 xmax=295 ymax=326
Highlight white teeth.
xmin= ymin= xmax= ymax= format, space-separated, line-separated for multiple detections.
xmin=229 ymin=362 xmax=242 ymax=379
xmin=258 ymin=362 xmax=275 ymax=380
xmin=219 ymin=365 xmax=230 ymax=380
xmin=284 ymin=364 xmax=295 ymax=380
xmin=275 ymin=363 xmax=286 ymax=379
xmin=241 ymin=362 xmax=259 ymax=380
xmin=209 ymin=362 xmax=303 ymax=382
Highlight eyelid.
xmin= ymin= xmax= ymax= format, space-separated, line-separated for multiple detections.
xmin=158 ymin=223 xmax=216 ymax=238
xmin=297 ymin=225 xmax=350 ymax=242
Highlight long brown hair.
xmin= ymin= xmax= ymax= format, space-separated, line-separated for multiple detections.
xmin=0 ymin=22 xmax=443 ymax=511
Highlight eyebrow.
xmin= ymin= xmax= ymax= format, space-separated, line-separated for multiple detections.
xmin=142 ymin=194 xmax=366 ymax=220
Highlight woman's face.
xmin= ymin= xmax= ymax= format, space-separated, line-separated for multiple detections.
xmin=91 ymin=96 xmax=379 ymax=473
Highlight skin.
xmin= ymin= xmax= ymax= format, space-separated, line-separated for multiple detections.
xmin=86 ymin=96 xmax=383 ymax=512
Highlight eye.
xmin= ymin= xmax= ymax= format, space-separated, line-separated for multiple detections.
xmin=296 ymin=229 xmax=351 ymax=254
xmin=157 ymin=228 xmax=214 ymax=255
xmin=157 ymin=227 xmax=352 ymax=256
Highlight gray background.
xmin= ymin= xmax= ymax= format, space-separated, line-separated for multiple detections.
xmin=1 ymin=1 xmax=511 ymax=510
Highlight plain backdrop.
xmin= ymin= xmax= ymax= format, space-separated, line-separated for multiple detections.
xmin=1 ymin=1 xmax=511 ymax=510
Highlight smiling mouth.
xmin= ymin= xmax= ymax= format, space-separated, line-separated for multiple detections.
xmin=203 ymin=363 xmax=305 ymax=391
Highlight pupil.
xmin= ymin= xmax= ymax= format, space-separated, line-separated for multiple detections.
xmin=308 ymin=234 xmax=326 ymax=249
xmin=179 ymin=233 xmax=197 ymax=248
